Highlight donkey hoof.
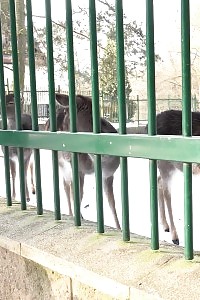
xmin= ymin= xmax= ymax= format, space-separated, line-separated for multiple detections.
xmin=172 ymin=239 xmax=179 ymax=245
xmin=32 ymin=189 xmax=36 ymax=195
xmin=26 ymin=197 xmax=30 ymax=202
xmin=164 ymin=228 xmax=170 ymax=232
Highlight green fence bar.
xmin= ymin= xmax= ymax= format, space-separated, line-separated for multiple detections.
xmin=26 ymin=0 xmax=43 ymax=215
xmin=0 ymin=18 xmax=12 ymax=206
xmin=9 ymin=0 xmax=26 ymax=210
xmin=146 ymin=0 xmax=159 ymax=250
xmin=3 ymin=131 xmax=200 ymax=163
xmin=89 ymin=0 xmax=104 ymax=233
xmin=45 ymin=0 xmax=61 ymax=220
xmin=183 ymin=163 xmax=193 ymax=258
xmin=181 ymin=0 xmax=193 ymax=260
xmin=115 ymin=0 xmax=130 ymax=241
xmin=65 ymin=0 xmax=81 ymax=226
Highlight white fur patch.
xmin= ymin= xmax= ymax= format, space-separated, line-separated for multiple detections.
xmin=59 ymin=156 xmax=72 ymax=182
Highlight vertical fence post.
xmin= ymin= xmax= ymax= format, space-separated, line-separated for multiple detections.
xmin=181 ymin=0 xmax=193 ymax=260
xmin=137 ymin=95 xmax=139 ymax=126
xmin=100 ymin=90 xmax=104 ymax=117
xmin=65 ymin=0 xmax=81 ymax=226
xmin=45 ymin=0 xmax=61 ymax=220
xmin=193 ymin=95 xmax=197 ymax=112
xmin=89 ymin=0 xmax=104 ymax=233
xmin=9 ymin=0 xmax=27 ymax=210
xmin=146 ymin=0 xmax=159 ymax=250
xmin=115 ymin=0 xmax=130 ymax=241
xmin=0 ymin=17 xmax=12 ymax=206
xmin=26 ymin=0 xmax=43 ymax=215
xmin=168 ymin=96 xmax=170 ymax=110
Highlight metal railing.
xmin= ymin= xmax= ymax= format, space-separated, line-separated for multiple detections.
xmin=0 ymin=0 xmax=196 ymax=260
xmin=3 ymin=84 xmax=197 ymax=123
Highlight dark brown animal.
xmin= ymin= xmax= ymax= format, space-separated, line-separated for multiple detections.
xmin=151 ymin=110 xmax=200 ymax=245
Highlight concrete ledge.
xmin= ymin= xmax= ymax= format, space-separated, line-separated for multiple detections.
xmin=0 ymin=199 xmax=200 ymax=299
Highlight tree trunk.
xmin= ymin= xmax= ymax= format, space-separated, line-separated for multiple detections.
xmin=15 ymin=0 xmax=26 ymax=94
xmin=1 ymin=0 xmax=26 ymax=95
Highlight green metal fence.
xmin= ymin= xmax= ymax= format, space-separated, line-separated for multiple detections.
xmin=0 ymin=0 xmax=197 ymax=260
xmin=4 ymin=84 xmax=198 ymax=123
xmin=23 ymin=92 xmax=200 ymax=124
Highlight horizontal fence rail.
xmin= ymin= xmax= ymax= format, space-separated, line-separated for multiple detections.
xmin=0 ymin=131 xmax=200 ymax=163
xmin=0 ymin=0 xmax=197 ymax=260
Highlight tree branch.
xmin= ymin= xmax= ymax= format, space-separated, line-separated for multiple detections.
xmin=31 ymin=14 xmax=106 ymax=50
xmin=31 ymin=14 xmax=90 ymax=41
xmin=97 ymin=0 xmax=115 ymax=12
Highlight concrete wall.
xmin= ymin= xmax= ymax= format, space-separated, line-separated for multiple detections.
xmin=0 ymin=200 xmax=200 ymax=300
xmin=0 ymin=246 xmax=116 ymax=300
xmin=0 ymin=246 xmax=71 ymax=300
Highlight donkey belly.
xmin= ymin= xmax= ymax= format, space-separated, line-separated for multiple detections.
xmin=88 ymin=154 xmax=120 ymax=178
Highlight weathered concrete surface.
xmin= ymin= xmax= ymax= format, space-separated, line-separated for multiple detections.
xmin=0 ymin=247 xmax=72 ymax=300
xmin=0 ymin=198 xmax=200 ymax=300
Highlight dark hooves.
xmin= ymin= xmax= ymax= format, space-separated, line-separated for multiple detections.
xmin=172 ymin=239 xmax=179 ymax=245
xmin=32 ymin=189 xmax=36 ymax=195
xmin=165 ymin=228 xmax=170 ymax=232
xmin=26 ymin=198 xmax=30 ymax=202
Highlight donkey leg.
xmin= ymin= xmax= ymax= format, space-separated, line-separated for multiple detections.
xmin=163 ymin=187 xmax=179 ymax=245
xmin=10 ymin=159 xmax=16 ymax=199
xmin=30 ymin=161 xmax=36 ymax=195
xmin=24 ymin=157 xmax=31 ymax=202
xmin=158 ymin=176 xmax=169 ymax=232
xmin=79 ymin=173 xmax=85 ymax=203
xmin=63 ymin=173 xmax=84 ymax=218
xmin=63 ymin=178 xmax=73 ymax=216
xmin=103 ymin=175 xmax=121 ymax=230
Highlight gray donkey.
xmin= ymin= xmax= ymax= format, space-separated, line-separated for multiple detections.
xmin=45 ymin=94 xmax=121 ymax=229
xmin=44 ymin=107 xmax=74 ymax=216
xmin=2 ymin=93 xmax=35 ymax=201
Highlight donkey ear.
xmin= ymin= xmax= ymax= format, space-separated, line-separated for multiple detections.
xmin=55 ymin=93 xmax=69 ymax=107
